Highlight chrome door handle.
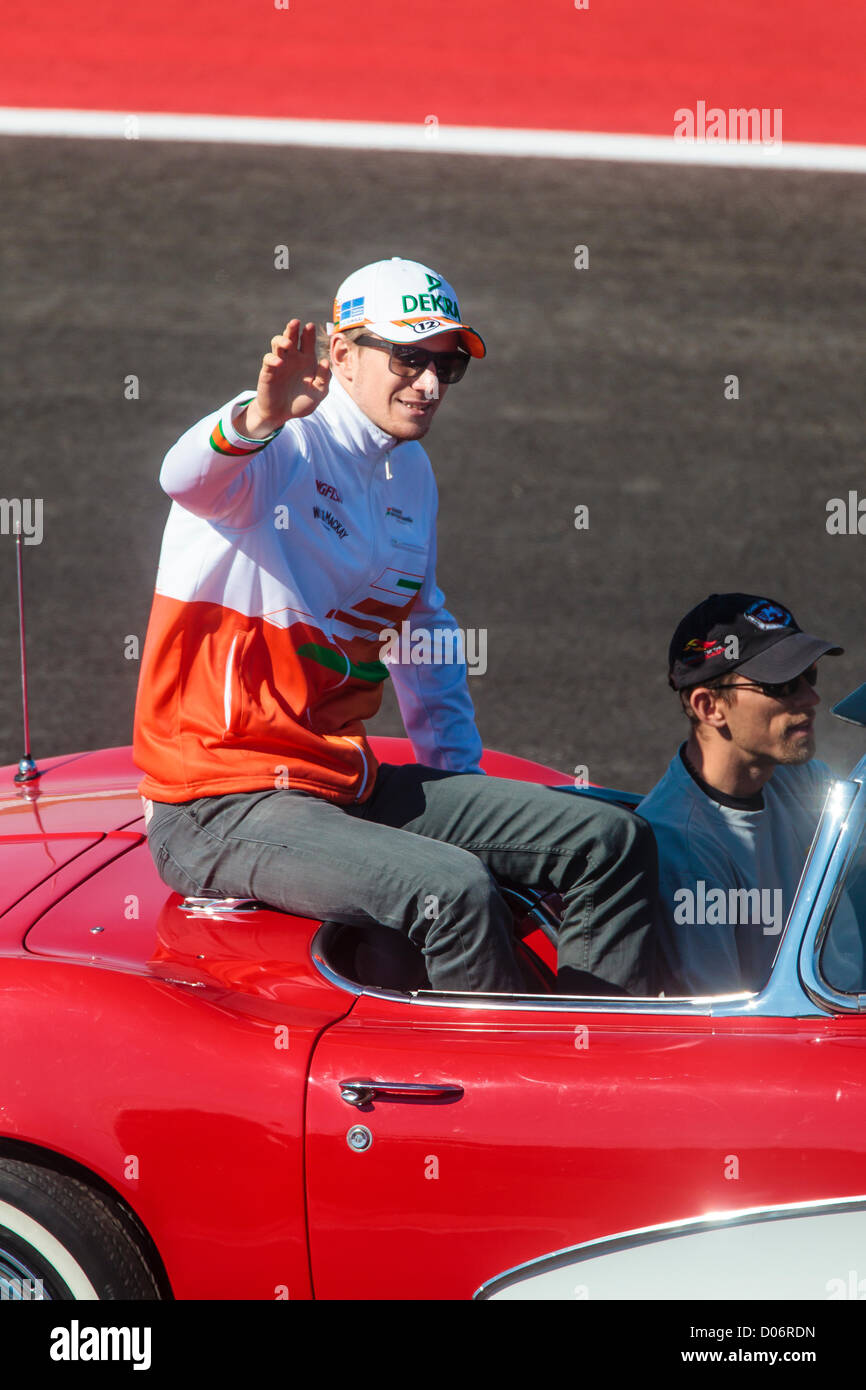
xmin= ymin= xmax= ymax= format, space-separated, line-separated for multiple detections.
xmin=339 ymin=1079 xmax=464 ymax=1107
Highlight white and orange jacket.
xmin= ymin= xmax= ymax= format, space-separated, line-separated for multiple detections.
xmin=133 ymin=375 xmax=483 ymax=805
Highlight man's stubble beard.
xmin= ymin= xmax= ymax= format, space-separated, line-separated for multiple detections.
xmin=776 ymin=730 xmax=816 ymax=765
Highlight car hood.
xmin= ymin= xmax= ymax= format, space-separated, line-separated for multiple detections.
xmin=0 ymin=753 xmax=349 ymax=1011
xmin=0 ymin=747 xmax=145 ymax=926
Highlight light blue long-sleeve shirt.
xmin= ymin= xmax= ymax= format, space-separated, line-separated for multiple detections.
xmin=638 ymin=748 xmax=839 ymax=994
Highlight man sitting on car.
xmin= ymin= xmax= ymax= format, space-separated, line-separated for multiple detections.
xmin=133 ymin=256 xmax=660 ymax=997
xmin=638 ymin=592 xmax=846 ymax=995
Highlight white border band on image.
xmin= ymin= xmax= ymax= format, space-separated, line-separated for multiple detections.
xmin=1 ymin=107 xmax=865 ymax=172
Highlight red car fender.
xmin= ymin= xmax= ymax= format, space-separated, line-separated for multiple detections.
xmin=0 ymin=951 xmax=351 ymax=1300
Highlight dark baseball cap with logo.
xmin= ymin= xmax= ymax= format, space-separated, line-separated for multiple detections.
xmin=668 ymin=593 xmax=844 ymax=691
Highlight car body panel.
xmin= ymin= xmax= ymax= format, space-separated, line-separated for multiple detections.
xmin=305 ymin=990 xmax=866 ymax=1299
xmin=475 ymin=1197 xmax=866 ymax=1299
xmin=0 ymin=833 xmax=105 ymax=918
xmin=0 ymin=951 xmax=344 ymax=1298
xmin=0 ymin=833 xmax=145 ymax=952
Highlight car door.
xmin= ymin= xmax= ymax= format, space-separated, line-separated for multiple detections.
xmin=305 ymin=989 xmax=866 ymax=1300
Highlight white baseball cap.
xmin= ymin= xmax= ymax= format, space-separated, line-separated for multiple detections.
xmin=331 ymin=257 xmax=486 ymax=358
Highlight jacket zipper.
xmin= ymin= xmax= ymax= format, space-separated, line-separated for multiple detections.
xmin=223 ymin=633 xmax=240 ymax=732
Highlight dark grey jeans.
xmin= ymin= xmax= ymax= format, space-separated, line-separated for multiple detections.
xmin=145 ymin=763 xmax=660 ymax=995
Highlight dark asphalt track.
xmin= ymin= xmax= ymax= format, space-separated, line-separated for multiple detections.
xmin=2 ymin=137 xmax=865 ymax=793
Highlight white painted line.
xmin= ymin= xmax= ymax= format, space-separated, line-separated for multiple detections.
xmin=1 ymin=107 xmax=865 ymax=172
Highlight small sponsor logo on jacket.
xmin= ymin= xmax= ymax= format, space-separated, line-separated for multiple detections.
xmin=313 ymin=505 xmax=348 ymax=541
xmin=316 ymin=479 xmax=343 ymax=503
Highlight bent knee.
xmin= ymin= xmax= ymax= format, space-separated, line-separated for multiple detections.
xmin=421 ymin=852 xmax=502 ymax=922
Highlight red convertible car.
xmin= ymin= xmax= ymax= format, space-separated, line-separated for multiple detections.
xmin=2 ymin=699 xmax=866 ymax=1301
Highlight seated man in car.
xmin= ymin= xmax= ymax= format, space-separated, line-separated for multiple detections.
xmin=134 ymin=256 xmax=660 ymax=998
xmin=638 ymin=593 xmax=844 ymax=995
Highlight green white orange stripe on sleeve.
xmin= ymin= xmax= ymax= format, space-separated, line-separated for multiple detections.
xmin=209 ymin=398 xmax=283 ymax=455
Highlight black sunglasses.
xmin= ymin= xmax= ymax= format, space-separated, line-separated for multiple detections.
xmin=352 ymin=333 xmax=471 ymax=384
xmin=723 ymin=665 xmax=819 ymax=700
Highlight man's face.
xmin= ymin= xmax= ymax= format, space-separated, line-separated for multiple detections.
xmin=712 ymin=664 xmax=821 ymax=766
xmin=334 ymin=330 xmax=460 ymax=440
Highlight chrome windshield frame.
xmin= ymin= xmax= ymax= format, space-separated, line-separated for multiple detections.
xmin=797 ymin=755 xmax=866 ymax=1015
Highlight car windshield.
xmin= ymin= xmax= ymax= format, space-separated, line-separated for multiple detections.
xmin=819 ymin=813 xmax=866 ymax=994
